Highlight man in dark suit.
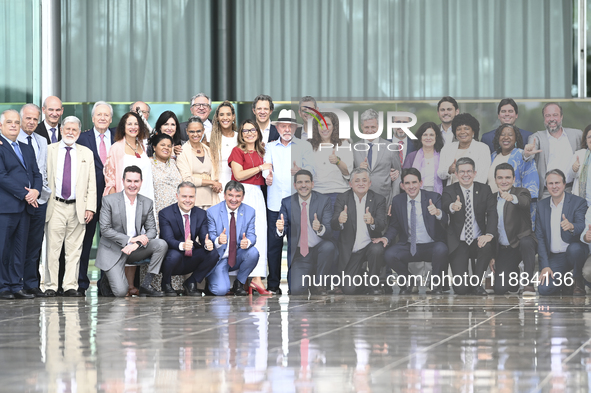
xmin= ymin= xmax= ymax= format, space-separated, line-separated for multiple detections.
xmin=180 ymin=93 xmax=213 ymax=142
xmin=252 ymin=94 xmax=279 ymax=144
xmin=0 ymin=110 xmax=42 ymax=299
xmin=331 ymin=168 xmax=388 ymax=295
xmin=536 ymin=169 xmax=588 ymax=296
xmin=480 ymin=98 xmax=532 ymax=153
xmin=375 ymin=168 xmax=448 ymax=295
xmin=76 ymin=101 xmax=115 ymax=295
xmin=275 ymin=170 xmax=336 ymax=295
xmin=390 ymin=114 xmax=417 ymax=165
xmin=158 ymin=181 xmax=219 ymax=296
xmin=442 ymin=157 xmax=498 ymax=295
xmin=489 ymin=163 xmax=537 ymax=295
xmin=437 ymin=96 xmax=459 ymax=145
xmin=35 ymin=96 xmax=63 ymax=144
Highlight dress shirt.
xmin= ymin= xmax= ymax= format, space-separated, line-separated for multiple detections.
xmin=214 ymin=204 xmax=251 ymax=259
xmin=94 ymin=127 xmax=112 ymax=154
xmin=547 ymin=130 xmax=574 ymax=176
xmin=179 ymin=206 xmax=191 ymax=251
xmin=202 ymin=119 xmax=213 ymax=142
xmin=18 ymin=129 xmax=39 ymax=157
xmin=440 ymin=124 xmax=454 ymax=145
xmin=496 ymin=193 xmax=518 ymax=246
xmin=45 ymin=121 xmax=58 ymax=142
xmin=18 ymin=130 xmax=51 ymax=204
xmin=124 ymin=193 xmax=138 ymax=243
xmin=261 ymin=122 xmax=272 ymax=145
xmin=55 ymin=141 xmax=78 ymax=200
xmin=549 ymin=195 xmax=569 ymax=253
xmin=1 ymin=133 xmax=23 ymax=158
xmin=407 ymin=191 xmax=442 ymax=244
xmin=450 ymin=184 xmax=482 ymax=241
xmin=393 ymin=136 xmax=409 ymax=163
xmin=352 ymin=194 xmax=372 ymax=252
xmin=264 ymin=138 xmax=315 ymax=211
xmin=276 ymin=196 xmax=326 ymax=244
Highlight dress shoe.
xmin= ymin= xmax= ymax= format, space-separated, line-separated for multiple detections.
xmin=368 ymin=287 xmax=384 ymax=296
xmin=266 ymin=286 xmax=282 ymax=295
xmin=327 ymin=287 xmax=343 ymax=295
xmin=77 ymin=288 xmax=86 ymax=297
xmin=426 ymin=286 xmax=443 ymax=295
xmin=139 ymin=285 xmax=164 ymax=297
xmin=182 ymin=281 xmax=202 ymax=297
xmin=26 ymin=288 xmax=47 ymax=297
xmin=574 ymin=277 xmax=587 ymax=296
xmin=383 ymin=285 xmax=394 ymax=295
xmin=471 ymin=286 xmax=488 ymax=296
xmin=0 ymin=291 xmax=14 ymax=300
xmin=522 ymin=285 xmax=536 ymax=296
xmin=57 ymin=288 xmax=64 ymax=296
xmin=45 ymin=289 xmax=57 ymax=297
xmin=399 ymin=286 xmax=413 ymax=295
xmin=562 ymin=283 xmax=574 ymax=296
xmin=232 ymin=279 xmax=248 ymax=296
xmin=13 ymin=290 xmax=34 ymax=299
xmin=441 ymin=285 xmax=451 ymax=293
xmin=63 ymin=289 xmax=83 ymax=297
xmin=310 ymin=286 xmax=328 ymax=296
xmin=163 ymin=284 xmax=178 ymax=297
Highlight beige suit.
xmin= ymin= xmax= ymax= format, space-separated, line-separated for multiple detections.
xmin=44 ymin=142 xmax=97 ymax=291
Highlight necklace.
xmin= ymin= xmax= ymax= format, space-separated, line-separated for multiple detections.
xmin=125 ymin=139 xmax=142 ymax=158
xmin=192 ymin=143 xmax=202 ymax=154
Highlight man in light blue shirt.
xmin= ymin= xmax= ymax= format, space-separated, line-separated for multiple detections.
xmin=263 ymin=109 xmax=314 ymax=293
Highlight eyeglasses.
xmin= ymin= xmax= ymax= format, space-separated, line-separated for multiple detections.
xmin=458 ymin=170 xmax=474 ymax=175
xmin=242 ymin=129 xmax=257 ymax=134
xmin=192 ymin=103 xmax=210 ymax=109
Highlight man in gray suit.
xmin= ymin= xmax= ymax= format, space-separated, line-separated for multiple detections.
xmin=353 ymin=109 xmax=402 ymax=206
xmin=95 ymin=165 xmax=168 ymax=297
xmin=524 ymin=102 xmax=582 ymax=198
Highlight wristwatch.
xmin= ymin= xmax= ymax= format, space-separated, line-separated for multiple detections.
xmin=135 ymin=241 xmax=143 ymax=248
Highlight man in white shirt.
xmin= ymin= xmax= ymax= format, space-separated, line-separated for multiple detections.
xmin=180 ymin=93 xmax=213 ymax=142
xmin=536 ymin=169 xmax=588 ymax=296
xmin=253 ymin=94 xmax=279 ymax=144
xmin=437 ymin=96 xmax=459 ymax=146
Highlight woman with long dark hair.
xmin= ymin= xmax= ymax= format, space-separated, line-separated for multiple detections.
xmin=403 ymin=122 xmax=444 ymax=193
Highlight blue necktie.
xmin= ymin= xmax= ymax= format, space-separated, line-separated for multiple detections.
xmin=11 ymin=142 xmax=26 ymax=169
xmin=50 ymin=127 xmax=57 ymax=143
xmin=410 ymin=200 xmax=417 ymax=256
xmin=367 ymin=143 xmax=373 ymax=169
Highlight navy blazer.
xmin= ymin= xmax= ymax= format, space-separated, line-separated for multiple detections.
xmin=535 ymin=193 xmax=587 ymax=269
xmin=481 ymin=127 xmax=532 ymax=154
xmin=384 ymin=190 xmax=447 ymax=245
xmin=159 ymin=203 xmax=210 ymax=252
xmin=0 ymin=137 xmax=42 ymax=214
xmin=268 ymin=124 xmax=280 ymax=143
xmin=35 ymin=122 xmax=61 ymax=144
xmin=77 ymin=128 xmax=116 ymax=199
xmin=277 ymin=191 xmax=334 ymax=263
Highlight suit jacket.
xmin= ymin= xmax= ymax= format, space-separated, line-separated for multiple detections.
xmin=442 ymin=181 xmax=498 ymax=254
xmin=384 ymin=190 xmax=447 ymax=245
xmin=496 ymin=186 xmax=535 ymax=249
xmin=481 ymin=127 xmax=532 ymax=154
xmin=391 ymin=137 xmax=417 ymax=157
xmin=159 ymin=204 xmax=210 ymax=252
xmin=206 ymin=201 xmax=256 ymax=259
xmin=535 ymin=193 xmax=587 ymax=269
xmin=277 ymin=191 xmax=333 ymax=262
xmin=45 ymin=143 xmax=97 ymax=224
xmin=77 ymin=128 xmax=116 ymax=200
xmin=527 ymin=128 xmax=582 ymax=194
xmin=268 ymin=124 xmax=280 ymax=143
xmin=0 ymin=136 xmax=42 ymax=214
xmin=352 ymin=137 xmax=402 ymax=205
xmin=35 ymin=122 xmax=61 ymax=144
xmin=330 ymin=189 xmax=387 ymax=269
xmin=95 ymin=192 xmax=157 ymax=271
xmin=18 ymin=131 xmax=52 ymax=204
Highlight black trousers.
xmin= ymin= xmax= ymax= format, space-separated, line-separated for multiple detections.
xmin=266 ymin=209 xmax=284 ymax=288
xmin=448 ymin=240 xmax=494 ymax=295
xmin=384 ymin=241 xmax=448 ymax=286
xmin=493 ymin=235 xmax=536 ymax=294
xmin=290 ymin=240 xmax=336 ymax=295
xmin=342 ymin=242 xmax=385 ymax=295
xmin=161 ymin=247 xmax=220 ymax=286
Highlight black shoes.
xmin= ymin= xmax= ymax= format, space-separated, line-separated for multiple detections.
xmin=182 ymin=281 xmax=203 ymax=297
xmin=63 ymin=289 xmax=83 ymax=297
xmin=139 ymin=285 xmax=164 ymax=297
xmin=45 ymin=289 xmax=57 ymax=297
xmin=574 ymin=277 xmax=587 ymax=296
xmin=267 ymin=286 xmax=282 ymax=295
xmin=13 ymin=290 xmax=34 ymax=299
xmin=232 ymin=279 xmax=248 ymax=296
xmin=163 ymin=284 xmax=178 ymax=297
xmin=0 ymin=291 xmax=14 ymax=300
xmin=426 ymin=286 xmax=443 ymax=295
xmin=26 ymin=288 xmax=47 ymax=297
xmin=368 ymin=288 xmax=384 ymax=296
xmin=471 ymin=286 xmax=488 ymax=296
xmin=399 ymin=286 xmax=413 ymax=295
xmin=310 ymin=286 xmax=328 ymax=296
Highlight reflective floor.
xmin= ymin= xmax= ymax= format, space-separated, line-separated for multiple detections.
xmin=2 ymin=289 xmax=591 ymax=393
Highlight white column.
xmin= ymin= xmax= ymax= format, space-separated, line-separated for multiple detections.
xmin=41 ymin=0 xmax=61 ymax=103
xmin=577 ymin=0 xmax=587 ymax=98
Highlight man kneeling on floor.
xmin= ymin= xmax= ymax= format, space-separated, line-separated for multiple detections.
xmin=95 ymin=165 xmax=168 ymax=297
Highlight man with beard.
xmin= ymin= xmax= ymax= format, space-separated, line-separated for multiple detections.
xmin=524 ymin=103 xmax=582 ymax=197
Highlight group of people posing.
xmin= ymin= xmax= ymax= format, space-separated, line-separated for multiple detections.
xmin=0 ymin=94 xmax=589 ymax=298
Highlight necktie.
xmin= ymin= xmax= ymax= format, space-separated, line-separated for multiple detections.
xmin=27 ymin=135 xmax=32 ymax=145
xmin=300 ymin=202 xmax=309 ymax=257
xmin=228 ymin=212 xmax=237 ymax=267
xmin=11 ymin=142 xmax=26 ymax=168
xmin=367 ymin=143 xmax=373 ymax=170
xmin=99 ymin=133 xmax=107 ymax=165
xmin=184 ymin=214 xmax=192 ymax=257
xmin=62 ymin=146 xmax=72 ymax=200
xmin=410 ymin=200 xmax=417 ymax=256
xmin=398 ymin=140 xmax=404 ymax=165
xmin=50 ymin=127 xmax=57 ymax=143
xmin=464 ymin=189 xmax=474 ymax=245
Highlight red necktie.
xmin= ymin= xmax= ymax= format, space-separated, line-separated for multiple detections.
xmin=183 ymin=214 xmax=192 ymax=257
xmin=99 ymin=133 xmax=107 ymax=165
xmin=300 ymin=202 xmax=309 ymax=257
xmin=398 ymin=140 xmax=404 ymax=165
xmin=228 ymin=212 xmax=237 ymax=267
